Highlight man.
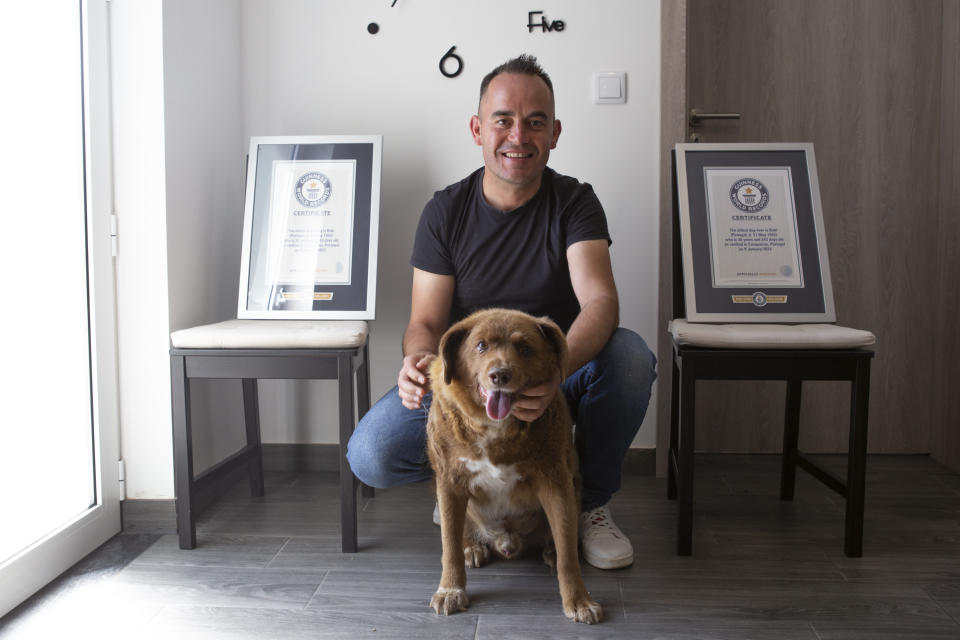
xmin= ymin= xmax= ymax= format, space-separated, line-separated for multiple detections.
xmin=347 ymin=54 xmax=656 ymax=569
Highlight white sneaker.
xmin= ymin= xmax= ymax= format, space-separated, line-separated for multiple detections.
xmin=433 ymin=502 xmax=441 ymax=526
xmin=579 ymin=504 xmax=633 ymax=569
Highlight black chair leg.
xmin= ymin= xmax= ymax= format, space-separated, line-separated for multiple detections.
xmin=844 ymin=357 xmax=871 ymax=557
xmin=357 ymin=344 xmax=375 ymax=499
xmin=780 ymin=379 xmax=802 ymax=500
xmin=668 ymin=351 xmax=681 ymax=501
xmin=677 ymin=356 xmax=696 ymax=556
xmin=338 ymin=354 xmax=359 ymax=553
xmin=170 ymin=355 xmax=197 ymax=550
xmin=242 ymin=378 xmax=265 ymax=497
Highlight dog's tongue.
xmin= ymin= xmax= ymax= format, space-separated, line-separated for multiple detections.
xmin=485 ymin=390 xmax=512 ymax=421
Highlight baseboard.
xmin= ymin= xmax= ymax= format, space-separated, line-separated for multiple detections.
xmin=263 ymin=443 xmax=656 ymax=475
xmin=623 ymin=447 xmax=657 ymax=475
xmin=262 ymin=443 xmax=341 ymax=473
xmin=120 ymin=499 xmax=177 ymax=534
xmin=120 ymin=445 xmax=656 ymax=533
xmin=263 ymin=443 xmax=657 ymax=475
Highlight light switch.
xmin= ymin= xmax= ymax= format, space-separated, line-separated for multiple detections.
xmin=593 ymin=71 xmax=626 ymax=104
xmin=599 ymin=77 xmax=621 ymax=99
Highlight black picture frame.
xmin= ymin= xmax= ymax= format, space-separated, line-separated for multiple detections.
xmin=238 ymin=136 xmax=382 ymax=319
xmin=674 ymin=143 xmax=836 ymax=322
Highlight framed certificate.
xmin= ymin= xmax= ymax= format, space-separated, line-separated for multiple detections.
xmin=674 ymin=143 xmax=835 ymax=322
xmin=238 ymin=135 xmax=382 ymax=319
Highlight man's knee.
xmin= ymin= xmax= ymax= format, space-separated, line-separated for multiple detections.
xmin=603 ymin=328 xmax=657 ymax=389
xmin=346 ymin=414 xmax=393 ymax=489
xmin=346 ymin=389 xmax=430 ymax=489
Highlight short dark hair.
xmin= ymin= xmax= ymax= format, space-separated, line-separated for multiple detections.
xmin=478 ymin=54 xmax=554 ymax=110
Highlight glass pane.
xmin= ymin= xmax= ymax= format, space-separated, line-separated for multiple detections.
xmin=0 ymin=1 xmax=95 ymax=565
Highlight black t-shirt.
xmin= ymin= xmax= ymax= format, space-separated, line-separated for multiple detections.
xmin=411 ymin=167 xmax=611 ymax=333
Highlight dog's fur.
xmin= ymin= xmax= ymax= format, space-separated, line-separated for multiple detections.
xmin=426 ymin=308 xmax=602 ymax=624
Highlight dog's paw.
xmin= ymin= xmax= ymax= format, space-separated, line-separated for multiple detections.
xmin=430 ymin=587 xmax=469 ymax=615
xmin=564 ymin=597 xmax=603 ymax=624
xmin=464 ymin=543 xmax=490 ymax=568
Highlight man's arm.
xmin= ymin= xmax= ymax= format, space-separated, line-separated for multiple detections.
xmin=398 ymin=267 xmax=455 ymax=409
xmin=511 ymin=238 xmax=619 ymax=422
xmin=564 ymin=238 xmax=619 ymax=373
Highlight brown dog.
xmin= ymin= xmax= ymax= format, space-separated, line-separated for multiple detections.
xmin=426 ymin=308 xmax=602 ymax=624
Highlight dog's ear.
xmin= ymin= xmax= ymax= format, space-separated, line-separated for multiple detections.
xmin=536 ymin=316 xmax=569 ymax=379
xmin=438 ymin=322 xmax=470 ymax=385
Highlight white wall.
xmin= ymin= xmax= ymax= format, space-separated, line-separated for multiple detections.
xmin=117 ymin=0 xmax=661 ymax=499
xmin=238 ymin=0 xmax=662 ymax=448
xmin=111 ymin=0 xmax=173 ymax=499
xmin=163 ymin=0 xmax=248 ymax=475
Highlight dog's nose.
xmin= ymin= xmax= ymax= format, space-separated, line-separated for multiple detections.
xmin=488 ymin=368 xmax=511 ymax=387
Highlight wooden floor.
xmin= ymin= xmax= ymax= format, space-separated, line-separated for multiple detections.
xmin=2 ymin=454 xmax=959 ymax=639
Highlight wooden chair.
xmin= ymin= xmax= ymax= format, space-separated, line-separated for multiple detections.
xmin=169 ymin=319 xmax=372 ymax=553
xmin=667 ymin=320 xmax=875 ymax=556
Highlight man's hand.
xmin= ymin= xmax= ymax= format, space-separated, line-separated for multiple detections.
xmin=398 ymin=352 xmax=436 ymax=410
xmin=399 ymin=269 xmax=453 ymax=410
xmin=511 ymin=369 xmax=562 ymax=422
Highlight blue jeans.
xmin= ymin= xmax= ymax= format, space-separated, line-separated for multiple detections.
xmin=346 ymin=328 xmax=657 ymax=510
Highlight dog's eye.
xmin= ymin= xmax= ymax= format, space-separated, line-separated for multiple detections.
xmin=516 ymin=343 xmax=533 ymax=357
xmin=476 ymin=340 xmax=487 ymax=353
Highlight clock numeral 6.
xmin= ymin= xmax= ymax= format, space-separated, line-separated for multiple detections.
xmin=439 ymin=46 xmax=463 ymax=78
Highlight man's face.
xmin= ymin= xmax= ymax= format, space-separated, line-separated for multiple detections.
xmin=470 ymin=72 xmax=561 ymax=198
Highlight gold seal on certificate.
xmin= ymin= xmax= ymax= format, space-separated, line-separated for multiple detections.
xmin=265 ymin=159 xmax=357 ymax=287
xmin=704 ymin=167 xmax=803 ymax=288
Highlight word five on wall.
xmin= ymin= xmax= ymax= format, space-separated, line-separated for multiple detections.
xmin=527 ymin=11 xmax=565 ymax=33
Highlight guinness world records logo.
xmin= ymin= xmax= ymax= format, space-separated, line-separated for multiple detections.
xmin=730 ymin=178 xmax=769 ymax=212
xmin=295 ymin=172 xmax=332 ymax=207
xmin=732 ymin=291 xmax=788 ymax=306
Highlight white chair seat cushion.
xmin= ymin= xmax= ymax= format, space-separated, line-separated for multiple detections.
xmin=669 ymin=319 xmax=876 ymax=349
xmin=170 ymin=319 xmax=368 ymax=349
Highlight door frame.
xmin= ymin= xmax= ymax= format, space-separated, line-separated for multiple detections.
xmin=0 ymin=0 xmax=121 ymax=617
xmin=656 ymin=0 xmax=688 ymax=477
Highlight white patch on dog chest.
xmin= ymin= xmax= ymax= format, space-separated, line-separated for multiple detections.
xmin=458 ymin=456 xmax=522 ymax=508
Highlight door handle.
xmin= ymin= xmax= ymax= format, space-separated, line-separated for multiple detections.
xmin=689 ymin=109 xmax=741 ymax=127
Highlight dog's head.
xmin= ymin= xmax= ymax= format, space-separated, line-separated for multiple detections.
xmin=435 ymin=308 xmax=568 ymax=422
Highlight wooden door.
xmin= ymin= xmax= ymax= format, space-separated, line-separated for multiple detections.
xmin=660 ymin=0 xmax=945 ymax=456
